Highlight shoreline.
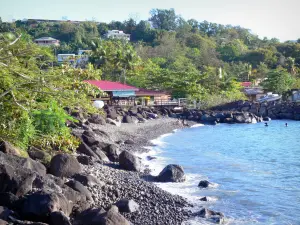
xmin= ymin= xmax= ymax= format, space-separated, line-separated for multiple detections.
xmin=79 ymin=118 xmax=198 ymax=224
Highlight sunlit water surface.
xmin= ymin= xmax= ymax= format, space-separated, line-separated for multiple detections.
xmin=141 ymin=120 xmax=300 ymax=225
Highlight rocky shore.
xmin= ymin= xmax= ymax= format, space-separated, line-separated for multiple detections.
xmin=1 ymin=103 xmax=268 ymax=225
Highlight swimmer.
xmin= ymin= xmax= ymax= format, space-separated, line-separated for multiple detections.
xmin=285 ymin=123 xmax=288 ymax=127
xmin=265 ymin=122 xmax=268 ymax=127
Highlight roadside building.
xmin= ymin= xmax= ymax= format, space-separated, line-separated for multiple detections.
xmin=34 ymin=37 xmax=60 ymax=46
xmin=57 ymin=54 xmax=76 ymax=64
xmin=85 ymin=80 xmax=138 ymax=106
xmin=105 ymin=30 xmax=130 ymax=41
xmin=240 ymin=82 xmax=265 ymax=101
xmin=135 ymin=89 xmax=171 ymax=106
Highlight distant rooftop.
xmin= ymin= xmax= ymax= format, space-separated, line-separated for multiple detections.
xmin=35 ymin=37 xmax=58 ymax=41
xmin=85 ymin=80 xmax=138 ymax=91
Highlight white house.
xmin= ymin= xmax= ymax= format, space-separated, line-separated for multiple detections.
xmin=34 ymin=37 xmax=60 ymax=46
xmin=57 ymin=54 xmax=76 ymax=64
xmin=105 ymin=30 xmax=130 ymax=41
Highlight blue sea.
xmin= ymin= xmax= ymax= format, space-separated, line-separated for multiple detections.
xmin=141 ymin=120 xmax=300 ymax=225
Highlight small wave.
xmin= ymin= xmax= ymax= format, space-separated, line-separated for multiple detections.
xmin=191 ymin=124 xmax=205 ymax=128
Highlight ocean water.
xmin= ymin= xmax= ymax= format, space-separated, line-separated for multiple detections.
xmin=141 ymin=120 xmax=300 ymax=225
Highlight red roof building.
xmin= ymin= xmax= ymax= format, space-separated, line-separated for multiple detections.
xmin=85 ymin=80 xmax=138 ymax=91
xmin=240 ymin=82 xmax=252 ymax=87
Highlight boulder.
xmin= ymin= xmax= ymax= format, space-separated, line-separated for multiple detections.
xmin=0 ymin=163 xmax=36 ymax=195
xmin=73 ymin=174 xmax=103 ymax=187
xmin=123 ymin=115 xmax=134 ymax=123
xmin=0 ymin=206 xmax=12 ymax=221
xmin=74 ymin=207 xmax=106 ymax=225
xmin=0 ymin=193 xmax=19 ymax=209
xmin=93 ymin=149 xmax=110 ymax=162
xmin=156 ymin=164 xmax=185 ymax=182
xmin=198 ymin=180 xmax=212 ymax=188
xmin=49 ymin=154 xmax=82 ymax=178
xmin=106 ymin=118 xmax=121 ymax=127
xmin=65 ymin=180 xmax=92 ymax=201
xmin=115 ymin=199 xmax=139 ymax=213
xmin=106 ymin=108 xmax=118 ymax=120
xmin=21 ymin=191 xmax=72 ymax=221
xmin=199 ymin=197 xmax=209 ymax=201
xmin=50 ymin=211 xmax=71 ymax=225
xmin=193 ymin=208 xmax=224 ymax=224
xmin=119 ymin=151 xmax=141 ymax=172
xmin=21 ymin=158 xmax=46 ymax=176
xmin=77 ymin=155 xmax=94 ymax=165
xmin=0 ymin=152 xmax=46 ymax=176
xmin=88 ymin=114 xmax=106 ymax=125
xmin=0 ymin=141 xmax=20 ymax=156
xmin=103 ymin=144 xmax=120 ymax=162
xmin=75 ymin=206 xmax=130 ymax=225
xmin=28 ymin=147 xmax=49 ymax=162
xmin=33 ymin=174 xmax=63 ymax=194
xmin=124 ymin=140 xmax=134 ymax=145
xmin=76 ymin=143 xmax=98 ymax=159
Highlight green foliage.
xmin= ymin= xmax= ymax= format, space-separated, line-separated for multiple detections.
xmin=261 ymin=69 xmax=295 ymax=95
xmin=0 ymin=32 xmax=102 ymax=152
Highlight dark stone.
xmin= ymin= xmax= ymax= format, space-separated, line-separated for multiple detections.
xmin=146 ymin=156 xmax=157 ymax=161
xmin=156 ymin=164 xmax=185 ymax=182
xmin=199 ymin=197 xmax=209 ymax=201
xmin=50 ymin=211 xmax=71 ymax=225
xmin=0 ymin=206 xmax=12 ymax=221
xmin=93 ymin=149 xmax=110 ymax=162
xmin=115 ymin=199 xmax=139 ymax=213
xmin=123 ymin=115 xmax=134 ymax=123
xmin=65 ymin=180 xmax=92 ymax=201
xmin=0 ymin=152 xmax=46 ymax=176
xmin=76 ymin=143 xmax=98 ymax=159
xmin=77 ymin=155 xmax=94 ymax=165
xmin=124 ymin=140 xmax=134 ymax=145
xmin=0 ymin=193 xmax=19 ymax=209
xmin=49 ymin=154 xmax=82 ymax=178
xmin=73 ymin=174 xmax=102 ymax=187
xmin=0 ymin=162 xmax=36 ymax=195
xmin=193 ymin=208 xmax=224 ymax=224
xmin=263 ymin=117 xmax=271 ymax=121
xmin=198 ymin=180 xmax=211 ymax=188
xmin=88 ymin=114 xmax=106 ymax=125
xmin=75 ymin=206 xmax=130 ymax=225
xmin=0 ymin=141 xmax=20 ymax=156
xmin=119 ymin=151 xmax=141 ymax=172
xmin=27 ymin=147 xmax=48 ymax=161
xmin=33 ymin=174 xmax=63 ymax=194
xmin=107 ymin=108 xmax=118 ymax=120
xmin=103 ymin=144 xmax=120 ymax=162
xmin=21 ymin=191 xmax=72 ymax=221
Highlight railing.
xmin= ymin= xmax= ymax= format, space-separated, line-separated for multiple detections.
xmin=152 ymin=98 xmax=187 ymax=107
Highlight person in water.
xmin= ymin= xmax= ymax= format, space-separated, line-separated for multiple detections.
xmin=265 ymin=122 xmax=268 ymax=126
xmin=285 ymin=123 xmax=288 ymax=127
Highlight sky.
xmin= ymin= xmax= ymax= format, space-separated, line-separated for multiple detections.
xmin=1 ymin=0 xmax=300 ymax=41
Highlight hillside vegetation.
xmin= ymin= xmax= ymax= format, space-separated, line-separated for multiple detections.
xmin=0 ymin=8 xmax=300 ymax=152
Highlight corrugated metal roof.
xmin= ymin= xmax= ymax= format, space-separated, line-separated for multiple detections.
xmin=35 ymin=37 xmax=58 ymax=41
xmin=84 ymin=80 xmax=139 ymax=91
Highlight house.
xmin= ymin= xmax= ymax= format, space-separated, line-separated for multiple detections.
xmin=85 ymin=80 xmax=138 ymax=106
xmin=240 ymin=82 xmax=265 ymax=101
xmin=135 ymin=89 xmax=171 ymax=106
xmin=105 ymin=30 xmax=130 ymax=41
xmin=287 ymin=89 xmax=300 ymax=102
xmin=34 ymin=37 xmax=60 ymax=46
xmin=57 ymin=54 xmax=76 ymax=64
